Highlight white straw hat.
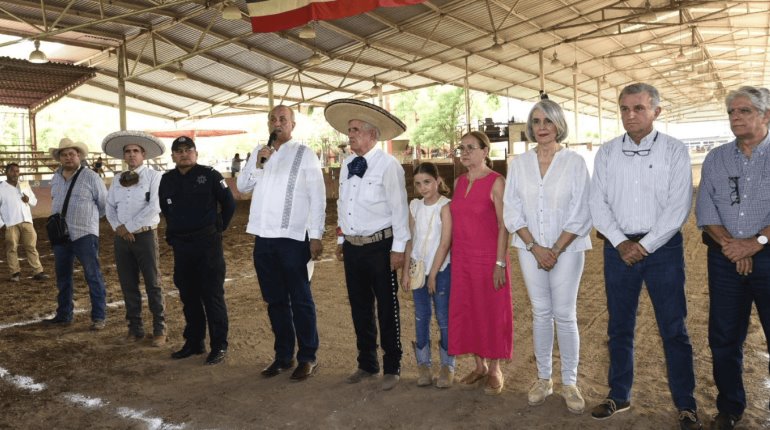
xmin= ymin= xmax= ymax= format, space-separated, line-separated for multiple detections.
xmin=101 ymin=130 xmax=166 ymax=159
xmin=50 ymin=138 xmax=89 ymax=161
xmin=324 ymin=99 xmax=406 ymax=141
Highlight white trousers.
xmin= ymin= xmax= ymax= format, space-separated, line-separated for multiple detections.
xmin=517 ymin=249 xmax=584 ymax=385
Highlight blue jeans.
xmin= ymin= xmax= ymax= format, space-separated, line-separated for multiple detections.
xmin=53 ymin=234 xmax=107 ymax=322
xmin=707 ymin=247 xmax=770 ymax=417
xmin=603 ymin=232 xmax=696 ymax=410
xmin=412 ymin=265 xmax=455 ymax=370
xmin=253 ymin=236 xmax=319 ymax=364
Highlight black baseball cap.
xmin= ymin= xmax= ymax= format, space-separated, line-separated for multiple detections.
xmin=171 ymin=136 xmax=196 ymax=151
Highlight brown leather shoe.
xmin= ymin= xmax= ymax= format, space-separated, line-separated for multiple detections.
xmin=261 ymin=359 xmax=297 ymax=377
xmin=290 ymin=361 xmax=318 ymax=381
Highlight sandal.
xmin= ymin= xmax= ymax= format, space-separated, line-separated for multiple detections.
xmin=458 ymin=370 xmax=488 ymax=388
xmin=484 ymin=373 xmax=504 ymax=396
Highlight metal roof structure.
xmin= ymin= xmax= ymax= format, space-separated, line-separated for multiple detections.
xmin=0 ymin=55 xmax=96 ymax=112
xmin=0 ymin=0 xmax=768 ymax=124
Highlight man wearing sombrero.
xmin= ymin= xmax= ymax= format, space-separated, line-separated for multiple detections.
xmin=103 ymin=131 xmax=167 ymax=347
xmin=44 ymin=138 xmax=109 ymax=330
xmin=326 ymin=99 xmax=410 ymax=391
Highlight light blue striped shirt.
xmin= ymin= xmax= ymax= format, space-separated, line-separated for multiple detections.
xmin=695 ymin=136 xmax=770 ymax=238
xmin=589 ymin=129 xmax=693 ymax=253
xmin=51 ymin=167 xmax=108 ymax=241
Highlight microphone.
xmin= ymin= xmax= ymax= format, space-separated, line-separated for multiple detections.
xmin=260 ymin=131 xmax=277 ymax=164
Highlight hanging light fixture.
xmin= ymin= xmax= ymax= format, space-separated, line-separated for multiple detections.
xmin=571 ymin=61 xmax=580 ymax=75
xmin=550 ymin=51 xmax=559 ymax=66
xmin=299 ymin=23 xmax=317 ymax=39
xmin=307 ymin=52 xmax=323 ymax=66
xmin=173 ymin=62 xmax=188 ymax=80
xmin=676 ymin=47 xmax=687 ymax=62
xmin=370 ymin=77 xmax=381 ymax=95
xmin=222 ymin=3 xmax=241 ymax=20
xmin=28 ymin=40 xmax=49 ymax=64
xmin=490 ymin=35 xmax=504 ymax=54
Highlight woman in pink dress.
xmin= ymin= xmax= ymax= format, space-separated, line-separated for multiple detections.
xmin=449 ymin=131 xmax=512 ymax=395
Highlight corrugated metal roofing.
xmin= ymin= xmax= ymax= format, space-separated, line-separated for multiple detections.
xmin=1 ymin=0 xmax=768 ymax=122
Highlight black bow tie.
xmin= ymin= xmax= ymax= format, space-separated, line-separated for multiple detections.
xmin=348 ymin=156 xmax=367 ymax=179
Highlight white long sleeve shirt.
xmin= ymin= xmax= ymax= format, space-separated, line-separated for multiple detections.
xmin=0 ymin=180 xmax=36 ymax=228
xmin=504 ymin=148 xmax=592 ymax=252
xmin=237 ymin=140 xmax=326 ymax=241
xmin=589 ymin=129 xmax=693 ymax=253
xmin=106 ymin=165 xmax=162 ymax=233
xmin=337 ymin=147 xmax=410 ymax=252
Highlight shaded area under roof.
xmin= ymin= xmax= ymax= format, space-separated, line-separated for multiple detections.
xmin=0 ymin=56 xmax=96 ymax=113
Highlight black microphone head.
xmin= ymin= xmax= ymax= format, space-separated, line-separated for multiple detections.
xmin=269 ymin=131 xmax=278 ymax=141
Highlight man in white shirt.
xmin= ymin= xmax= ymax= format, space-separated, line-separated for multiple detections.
xmin=238 ymin=105 xmax=325 ymax=381
xmin=0 ymin=163 xmax=48 ymax=282
xmin=325 ymin=99 xmax=410 ymax=391
xmin=588 ymin=83 xmax=702 ymax=430
xmin=103 ymin=131 xmax=167 ymax=347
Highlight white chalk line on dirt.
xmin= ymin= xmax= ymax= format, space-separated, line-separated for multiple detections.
xmin=0 ymin=366 xmax=186 ymax=430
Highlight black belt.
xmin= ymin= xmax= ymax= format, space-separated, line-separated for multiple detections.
xmin=596 ymin=231 xmax=647 ymax=243
xmin=169 ymin=225 xmax=218 ymax=239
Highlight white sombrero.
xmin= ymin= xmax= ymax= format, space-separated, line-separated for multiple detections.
xmin=324 ymin=99 xmax=406 ymax=141
xmin=50 ymin=138 xmax=90 ymax=161
xmin=101 ymin=130 xmax=166 ymax=159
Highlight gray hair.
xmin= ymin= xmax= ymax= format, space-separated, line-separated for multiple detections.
xmin=725 ymin=86 xmax=770 ymax=114
xmin=619 ymin=83 xmax=661 ymax=109
xmin=526 ymin=99 xmax=569 ymax=143
xmin=359 ymin=120 xmax=381 ymax=141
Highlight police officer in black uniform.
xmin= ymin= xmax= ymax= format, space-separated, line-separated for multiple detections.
xmin=160 ymin=136 xmax=236 ymax=365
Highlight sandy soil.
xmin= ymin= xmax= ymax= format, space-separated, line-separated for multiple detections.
xmin=0 ymin=196 xmax=768 ymax=430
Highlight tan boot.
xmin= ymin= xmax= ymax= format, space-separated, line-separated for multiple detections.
xmin=416 ymin=365 xmax=432 ymax=387
xmin=436 ymin=365 xmax=454 ymax=388
xmin=151 ymin=334 xmax=167 ymax=347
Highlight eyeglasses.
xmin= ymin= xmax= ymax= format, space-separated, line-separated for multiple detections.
xmin=455 ymin=145 xmax=480 ymax=155
xmin=729 ymin=176 xmax=740 ymax=205
xmin=727 ymin=107 xmax=756 ymax=117
xmin=621 ymin=131 xmax=658 ymax=157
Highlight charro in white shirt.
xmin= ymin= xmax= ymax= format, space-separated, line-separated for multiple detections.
xmin=337 ymin=147 xmax=410 ymax=252
xmin=589 ymin=129 xmax=692 ymax=253
xmin=106 ymin=165 xmax=162 ymax=233
xmin=237 ymin=139 xmax=326 ymax=241
xmin=0 ymin=180 xmax=36 ymax=228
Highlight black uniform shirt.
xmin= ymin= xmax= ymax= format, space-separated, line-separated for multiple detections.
xmin=159 ymin=164 xmax=235 ymax=238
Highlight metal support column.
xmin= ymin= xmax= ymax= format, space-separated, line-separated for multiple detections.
xmin=117 ymin=44 xmax=127 ymax=130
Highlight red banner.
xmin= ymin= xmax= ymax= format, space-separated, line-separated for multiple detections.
xmin=247 ymin=0 xmax=426 ymax=33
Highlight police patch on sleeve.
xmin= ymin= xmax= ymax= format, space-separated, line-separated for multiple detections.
xmin=220 ymin=179 xmax=228 ymax=189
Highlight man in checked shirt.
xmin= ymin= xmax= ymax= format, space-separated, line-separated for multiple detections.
xmin=696 ymin=86 xmax=770 ymax=430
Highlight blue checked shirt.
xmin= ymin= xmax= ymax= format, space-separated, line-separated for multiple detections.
xmin=51 ymin=166 xmax=108 ymax=241
xmin=696 ymin=136 xmax=770 ymax=238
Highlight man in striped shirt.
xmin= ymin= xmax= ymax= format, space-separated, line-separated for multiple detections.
xmin=589 ymin=83 xmax=702 ymax=430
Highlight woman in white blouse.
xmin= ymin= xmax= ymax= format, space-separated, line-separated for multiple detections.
xmin=503 ymin=100 xmax=592 ymax=414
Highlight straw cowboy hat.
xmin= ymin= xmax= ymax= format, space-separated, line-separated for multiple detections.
xmin=101 ymin=130 xmax=166 ymax=159
xmin=50 ymin=138 xmax=90 ymax=161
xmin=324 ymin=99 xmax=407 ymax=141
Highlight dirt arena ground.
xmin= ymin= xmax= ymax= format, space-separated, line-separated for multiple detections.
xmin=0 ymin=189 xmax=768 ymax=429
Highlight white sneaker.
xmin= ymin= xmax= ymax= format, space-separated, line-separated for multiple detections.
xmin=527 ymin=378 xmax=553 ymax=406
xmin=562 ymin=384 xmax=585 ymax=414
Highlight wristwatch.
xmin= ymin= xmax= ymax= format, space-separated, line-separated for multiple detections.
xmin=758 ymin=234 xmax=768 ymax=246
xmin=525 ymin=241 xmax=536 ymax=252
xmin=495 ymin=260 xmax=506 ymax=268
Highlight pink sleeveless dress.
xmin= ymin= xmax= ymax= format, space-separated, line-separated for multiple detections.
xmin=448 ymin=171 xmax=513 ymax=359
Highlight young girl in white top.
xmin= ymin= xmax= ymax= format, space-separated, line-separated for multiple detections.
xmin=401 ymin=162 xmax=455 ymax=388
